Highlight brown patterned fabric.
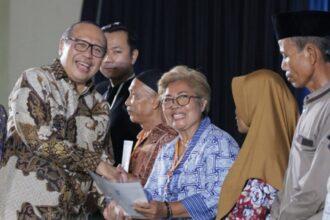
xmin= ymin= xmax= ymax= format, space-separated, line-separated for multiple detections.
xmin=129 ymin=124 xmax=177 ymax=186
xmin=0 ymin=59 xmax=114 ymax=219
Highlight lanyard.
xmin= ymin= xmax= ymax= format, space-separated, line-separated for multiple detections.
xmin=105 ymin=74 xmax=135 ymax=110
xmin=109 ymin=83 xmax=124 ymax=110
xmin=164 ymin=139 xmax=187 ymax=194
xmin=167 ymin=140 xmax=185 ymax=177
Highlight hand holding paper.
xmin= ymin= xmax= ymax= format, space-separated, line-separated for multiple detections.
xmin=89 ymin=172 xmax=148 ymax=219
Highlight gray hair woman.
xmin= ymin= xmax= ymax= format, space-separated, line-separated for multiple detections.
xmin=104 ymin=65 xmax=239 ymax=219
xmin=133 ymin=66 xmax=239 ymax=219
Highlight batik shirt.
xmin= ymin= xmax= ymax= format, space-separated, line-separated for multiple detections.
xmin=0 ymin=59 xmax=113 ymax=220
xmin=144 ymin=117 xmax=239 ymax=220
xmin=130 ymin=123 xmax=177 ymax=186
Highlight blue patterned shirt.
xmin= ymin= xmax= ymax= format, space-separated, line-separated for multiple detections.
xmin=144 ymin=117 xmax=239 ymax=219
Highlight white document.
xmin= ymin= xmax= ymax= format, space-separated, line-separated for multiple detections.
xmin=89 ymin=172 xmax=148 ymax=219
xmin=122 ymin=140 xmax=134 ymax=172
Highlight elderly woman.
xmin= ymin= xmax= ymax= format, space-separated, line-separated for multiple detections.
xmin=104 ymin=65 xmax=239 ymax=219
xmin=217 ymin=69 xmax=299 ymax=219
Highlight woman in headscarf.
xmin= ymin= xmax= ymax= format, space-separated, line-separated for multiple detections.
xmin=217 ymin=69 xmax=299 ymax=220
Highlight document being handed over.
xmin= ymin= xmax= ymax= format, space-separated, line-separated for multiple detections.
xmin=89 ymin=172 xmax=148 ymax=219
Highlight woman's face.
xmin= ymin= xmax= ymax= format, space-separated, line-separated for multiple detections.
xmin=161 ymin=80 xmax=206 ymax=136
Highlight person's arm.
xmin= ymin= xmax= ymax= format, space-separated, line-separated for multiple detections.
xmin=278 ymin=132 xmax=330 ymax=219
xmin=133 ymin=200 xmax=189 ymax=219
xmin=10 ymin=69 xmax=112 ymax=174
xmin=103 ymin=201 xmax=132 ymax=220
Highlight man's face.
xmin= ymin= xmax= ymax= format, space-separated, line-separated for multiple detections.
xmin=59 ymin=23 xmax=105 ymax=90
xmin=100 ymin=31 xmax=137 ymax=81
xmin=125 ymin=79 xmax=157 ymax=125
xmin=278 ymin=38 xmax=314 ymax=89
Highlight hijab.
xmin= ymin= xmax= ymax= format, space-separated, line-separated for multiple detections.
xmin=217 ymin=69 xmax=299 ymax=219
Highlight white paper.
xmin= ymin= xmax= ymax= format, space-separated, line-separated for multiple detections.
xmin=122 ymin=140 xmax=133 ymax=172
xmin=89 ymin=172 xmax=148 ymax=219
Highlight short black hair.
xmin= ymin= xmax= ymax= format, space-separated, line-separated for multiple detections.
xmin=101 ymin=22 xmax=138 ymax=52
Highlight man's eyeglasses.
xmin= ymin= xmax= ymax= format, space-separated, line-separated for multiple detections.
xmin=161 ymin=94 xmax=202 ymax=108
xmin=65 ymin=37 xmax=106 ymax=58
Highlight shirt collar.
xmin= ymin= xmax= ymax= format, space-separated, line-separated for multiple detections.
xmin=304 ymin=82 xmax=330 ymax=105
xmin=49 ymin=58 xmax=94 ymax=91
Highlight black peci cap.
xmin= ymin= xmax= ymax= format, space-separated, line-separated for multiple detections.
xmin=136 ymin=69 xmax=164 ymax=92
xmin=272 ymin=11 xmax=330 ymax=40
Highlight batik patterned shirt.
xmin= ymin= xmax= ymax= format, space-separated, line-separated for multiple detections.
xmin=130 ymin=124 xmax=177 ymax=186
xmin=0 ymin=59 xmax=113 ymax=220
xmin=144 ymin=117 xmax=239 ymax=220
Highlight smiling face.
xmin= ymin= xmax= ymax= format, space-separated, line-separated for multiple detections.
xmin=100 ymin=31 xmax=138 ymax=84
xmin=278 ymin=38 xmax=315 ymax=90
xmin=162 ymin=80 xmax=206 ymax=137
xmin=59 ymin=23 xmax=105 ymax=92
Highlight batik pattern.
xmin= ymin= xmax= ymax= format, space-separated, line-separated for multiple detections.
xmin=144 ymin=117 xmax=239 ymax=220
xmin=0 ymin=59 xmax=113 ymax=219
xmin=130 ymin=124 xmax=177 ymax=186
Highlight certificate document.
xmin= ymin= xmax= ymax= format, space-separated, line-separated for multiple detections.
xmin=89 ymin=172 xmax=148 ymax=219
xmin=122 ymin=140 xmax=134 ymax=172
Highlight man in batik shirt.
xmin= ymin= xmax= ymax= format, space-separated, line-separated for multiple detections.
xmin=0 ymin=21 xmax=118 ymax=219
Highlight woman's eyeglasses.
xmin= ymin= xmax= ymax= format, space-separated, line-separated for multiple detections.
xmin=161 ymin=94 xmax=202 ymax=108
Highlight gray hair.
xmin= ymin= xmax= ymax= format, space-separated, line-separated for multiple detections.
xmin=291 ymin=36 xmax=330 ymax=62
xmin=61 ymin=21 xmax=106 ymax=47
xmin=158 ymin=65 xmax=211 ymax=115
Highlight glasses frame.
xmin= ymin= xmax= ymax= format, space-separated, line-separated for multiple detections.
xmin=161 ymin=94 xmax=202 ymax=108
xmin=65 ymin=37 xmax=106 ymax=58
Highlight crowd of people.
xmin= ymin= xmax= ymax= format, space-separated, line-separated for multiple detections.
xmin=0 ymin=10 xmax=330 ymax=220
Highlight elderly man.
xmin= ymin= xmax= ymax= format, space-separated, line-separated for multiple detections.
xmin=0 ymin=21 xmax=117 ymax=219
xmin=271 ymin=11 xmax=330 ymax=219
xmin=102 ymin=69 xmax=178 ymax=219
xmin=124 ymin=69 xmax=177 ymax=186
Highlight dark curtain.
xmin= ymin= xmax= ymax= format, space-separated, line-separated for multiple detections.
xmin=81 ymin=0 xmax=311 ymax=144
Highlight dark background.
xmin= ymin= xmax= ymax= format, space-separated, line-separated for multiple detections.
xmin=81 ymin=0 xmax=329 ymax=145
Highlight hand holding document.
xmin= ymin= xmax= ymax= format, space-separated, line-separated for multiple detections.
xmin=89 ymin=172 xmax=148 ymax=219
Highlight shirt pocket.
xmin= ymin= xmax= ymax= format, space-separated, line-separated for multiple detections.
xmin=297 ymin=134 xmax=315 ymax=152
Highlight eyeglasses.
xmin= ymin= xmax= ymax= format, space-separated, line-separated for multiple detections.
xmin=161 ymin=94 xmax=202 ymax=108
xmin=65 ymin=37 xmax=106 ymax=58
